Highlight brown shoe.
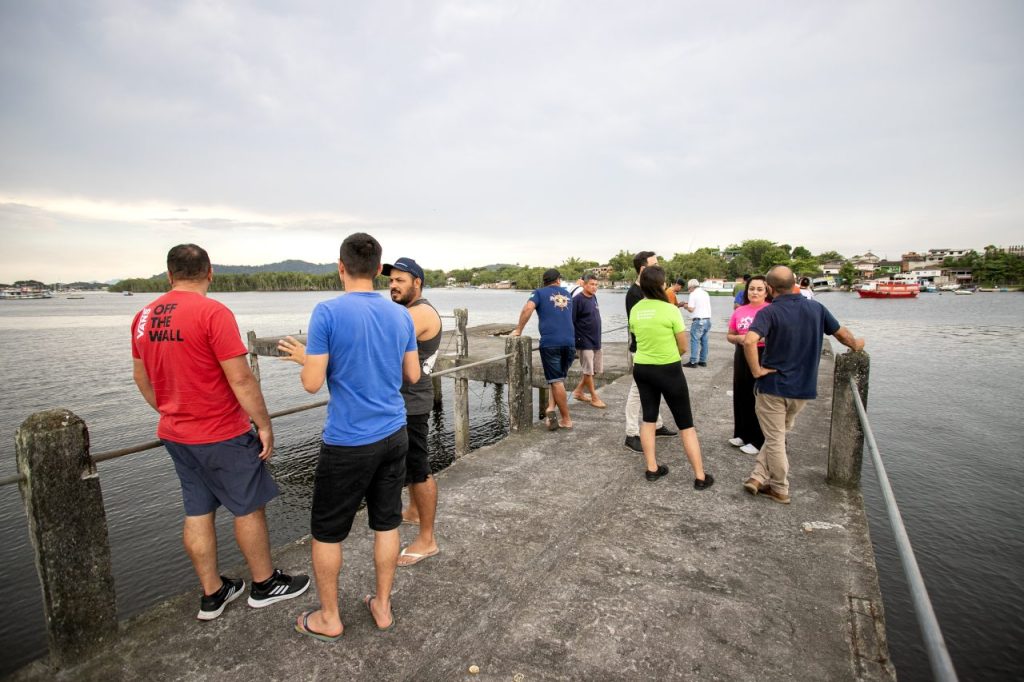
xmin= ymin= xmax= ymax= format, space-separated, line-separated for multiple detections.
xmin=743 ymin=478 xmax=764 ymax=496
xmin=764 ymin=488 xmax=791 ymax=505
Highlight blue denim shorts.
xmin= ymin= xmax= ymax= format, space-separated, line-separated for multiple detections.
xmin=539 ymin=346 xmax=576 ymax=384
xmin=163 ymin=431 xmax=279 ymax=517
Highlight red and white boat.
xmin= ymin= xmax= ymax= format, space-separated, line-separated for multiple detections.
xmin=857 ymin=280 xmax=920 ymax=299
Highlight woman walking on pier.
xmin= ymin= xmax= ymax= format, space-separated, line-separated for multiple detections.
xmin=726 ymin=275 xmax=771 ymax=455
xmin=628 ymin=265 xmax=713 ymax=489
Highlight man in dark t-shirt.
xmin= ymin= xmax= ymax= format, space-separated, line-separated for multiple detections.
xmin=512 ymin=268 xmax=575 ymax=430
xmin=742 ymin=265 xmax=865 ymax=505
xmin=571 ymin=274 xmax=606 ymax=407
xmin=623 ymin=251 xmax=673 ymax=452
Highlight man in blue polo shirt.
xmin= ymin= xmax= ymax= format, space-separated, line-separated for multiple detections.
xmin=511 ymin=268 xmax=575 ymax=430
xmin=741 ymin=265 xmax=865 ymax=505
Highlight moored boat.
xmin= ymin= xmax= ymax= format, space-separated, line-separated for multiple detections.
xmin=857 ymin=280 xmax=920 ymax=299
xmin=0 ymin=287 xmax=54 ymax=300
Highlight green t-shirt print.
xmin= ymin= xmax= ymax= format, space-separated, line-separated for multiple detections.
xmin=629 ymin=298 xmax=686 ymax=364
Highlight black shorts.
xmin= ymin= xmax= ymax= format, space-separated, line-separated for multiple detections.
xmin=311 ymin=428 xmax=408 ymax=543
xmin=633 ymin=362 xmax=694 ymax=430
xmin=539 ymin=345 xmax=576 ymax=383
xmin=405 ymin=412 xmax=431 ymax=485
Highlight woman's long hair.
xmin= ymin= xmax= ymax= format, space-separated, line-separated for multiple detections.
xmin=741 ymin=274 xmax=773 ymax=305
xmin=639 ymin=265 xmax=668 ymax=301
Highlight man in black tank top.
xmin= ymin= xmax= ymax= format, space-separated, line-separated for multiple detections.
xmin=384 ymin=257 xmax=442 ymax=567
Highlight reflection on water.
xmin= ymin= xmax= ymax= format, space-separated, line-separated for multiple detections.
xmin=1 ymin=290 xmax=1023 ymax=679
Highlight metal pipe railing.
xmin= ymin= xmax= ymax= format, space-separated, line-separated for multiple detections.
xmin=1 ymin=352 xmax=520 ymax=487
xmin=849 ymin=376 xmax=958 ymax=681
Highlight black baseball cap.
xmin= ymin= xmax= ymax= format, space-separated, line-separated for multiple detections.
xmin=382 ymin=257 xmax=424 ymax=282
xmin=542 ymin=268 xmax=561 ymax=285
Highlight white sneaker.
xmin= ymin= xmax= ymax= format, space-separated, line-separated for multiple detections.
xmin=740 ymin=444 xmax=760 ymax=455
xmin=728 ymin=437 xmax=745 ymax=447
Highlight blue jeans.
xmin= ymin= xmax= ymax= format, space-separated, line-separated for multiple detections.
xmin=689 ymin=318 xmax=711 ymax=364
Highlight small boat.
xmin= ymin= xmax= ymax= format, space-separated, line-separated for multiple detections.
xmin=857 ymin=280 xmax=920 ymax=299
xmin=0 ymin=287 xmax=54 ymax=300
xmin=699 ymin=279 xmax=737 ymax=296
xmin=123 ymin=291 xmax=134 ymax=296
xmin=954 ymin=289 xmax=974 ymax=295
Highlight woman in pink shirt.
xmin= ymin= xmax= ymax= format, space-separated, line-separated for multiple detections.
xmin=726 ymin=275 xmax=771 ymax=455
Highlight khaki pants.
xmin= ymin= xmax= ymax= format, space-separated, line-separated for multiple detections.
xmin=624 ymin=353 xmax=663 ymax=437
xmin=751 ymin=391 xmax=808 ymax=495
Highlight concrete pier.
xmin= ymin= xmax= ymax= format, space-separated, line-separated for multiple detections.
xmin=12 ymin=335 xmax=892 ymax=681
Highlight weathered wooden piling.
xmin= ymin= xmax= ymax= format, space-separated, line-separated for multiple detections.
xmin=16 ymin=410 xmax=118 ymax=669
xmin=453 ymin=308 xmax=470 ymax=458
xmin=827 ymin=350 xmax=870 ymax=487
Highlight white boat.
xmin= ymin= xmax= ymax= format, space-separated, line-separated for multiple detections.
xmin=0 ymin=287 xmax=53 ymax=300
xmin=699 ymin=279 xmax=737 ymax=296
xmin=954 ymin=289 xmax=974 ymax=295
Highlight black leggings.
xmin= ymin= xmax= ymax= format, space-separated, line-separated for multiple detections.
xmin=732 ymin=345 xmax=765 ymax=448
xmin=633 ymin=362 xmax=694 ymax=430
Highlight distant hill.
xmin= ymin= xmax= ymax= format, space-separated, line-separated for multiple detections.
xmin=149 ymin=259 xmax=335 ymax=278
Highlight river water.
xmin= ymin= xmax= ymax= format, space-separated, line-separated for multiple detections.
xmin=0 ymin=289 xmax=1021 ymax=679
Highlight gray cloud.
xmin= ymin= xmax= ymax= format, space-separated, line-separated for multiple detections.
xmin=1 ymin=0 xmax=1022 ymax=281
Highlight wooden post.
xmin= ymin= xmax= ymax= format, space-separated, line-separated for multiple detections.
xmin=505 ymin=335 xmax=533 ymax=432
xmin=16 ymin=410 xmax=118 ymax=668
xmin=247 ymin=330 xmax=261 ymax=383
xmin=827 ymin=351 xmax=870 ymax=488
xmin=453 ymin=308 xmax=470 ymax=458
xmin=538 ymin=386 xmax=549 ymax=420
xmin=432 ymin=376 xmax=443 ymax=408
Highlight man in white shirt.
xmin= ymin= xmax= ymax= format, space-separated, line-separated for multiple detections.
xmin=680 ymin=279 xmax=712 ymax=368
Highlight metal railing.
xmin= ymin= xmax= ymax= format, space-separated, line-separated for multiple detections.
xmin=849 ymin=376 xmax=958 ymax=681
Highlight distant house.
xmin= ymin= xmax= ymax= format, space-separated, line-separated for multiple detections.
xmin=820 ymin=260 xmax=844 ymax=276
xmin=875 ymin=260 xmax=901 ymax=275
xmin=851 ymin=251 xmax=881 ymax=278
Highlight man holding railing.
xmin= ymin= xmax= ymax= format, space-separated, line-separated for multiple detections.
xmin=742 ymin=265 xmax=866 ymax=505
xmin=131 ymin=243 xmax=310 ymax=622
xmin=278 ymin=233 xmax=420 ymax=641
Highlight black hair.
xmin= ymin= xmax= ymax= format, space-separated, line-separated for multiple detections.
xmin=633 ymin=251 xmax=656 ymax=274
xmin=582 ymin=273 xmax=598 ymax=282
xmin=800 ymin=276 xmax=812 ymax=287
xmin=639 ymin=265 xmax=668 ymax=301
xmin=167 ymin=244 xmax=211 ymax=281
xmin=742 ymin=275 xmax=772 ymax=305
xmin=339 ymin=232 xmax=382 ymax=278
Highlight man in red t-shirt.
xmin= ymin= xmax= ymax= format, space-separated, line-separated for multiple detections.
xmin=131 ymin=244 xmax=308 ymax=621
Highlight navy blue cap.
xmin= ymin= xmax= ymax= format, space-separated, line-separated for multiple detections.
xmin=382 ymin=257 xmax=425 ymax=282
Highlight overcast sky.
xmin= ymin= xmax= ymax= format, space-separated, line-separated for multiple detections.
xmin=1 ymin=1 xmax=1021 ymax=282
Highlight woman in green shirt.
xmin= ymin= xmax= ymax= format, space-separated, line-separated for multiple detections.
xmin=628 ymin=266 xmax=714 ymax=489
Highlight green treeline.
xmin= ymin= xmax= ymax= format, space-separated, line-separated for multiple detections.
xmin=943 ymin=246 xmax=1024 ymax=286
xmin=106 ymin=239 xmax=1023 ymax=293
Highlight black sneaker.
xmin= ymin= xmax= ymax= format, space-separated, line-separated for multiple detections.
xmin=655 ymin=426 xmax=678 ymax=437
xmin=198 ymin=576 xmax=245 ymax=621
xmin=698 ymin=362 xmax=707 ymax=367
xmin=247 ymin=569 xmax=310 ymax=608
xmin=624 ymin=435 xmax=643 ymax=453
xmin=645 ymin=464 xmax=669 ymax=481
xmin=682 ymin=363 xmax=698 ymax=369
xmin=694 ymin=473 xmax=715 ymax=490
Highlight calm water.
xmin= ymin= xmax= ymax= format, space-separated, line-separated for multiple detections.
xmin=0 ymin=289 xmax=1021 ymax=679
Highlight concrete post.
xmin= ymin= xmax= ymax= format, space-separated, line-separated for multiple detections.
xmin=505 ymin=335 xmax=534 ymax=432
xmin=453 ymin=308 xmax=470 ymax=458
xmin=828 ymin=351 xmax=870 ymax=488
xmin=16 ymin=409 xmax=118 ymax=668
xmin=538 ymin=387 xmax=549 ymax=420
xmin=247 ymin=330 xmax=261 ymax=383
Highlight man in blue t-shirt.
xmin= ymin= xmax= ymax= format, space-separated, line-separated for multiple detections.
xmin=278 ymin=232 xmax=419 ymax=640
xmin=511 ymin=268 xmax=575 ymax=430
xmin=570 ymin=274 xmax=606 ymax=408
xmin=741 ymin=265 xmax=865 ymax=505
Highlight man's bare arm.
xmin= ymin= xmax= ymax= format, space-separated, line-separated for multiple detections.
xmin=510 ymin=301 xmax=536 ymax=336
xmin=132 ymin=359 xmax=158 ymax=411
xmin=833 ymin=326 xmax=866 ymax=352
xmin=409 ymin=304 xmax=442 ymax=340
xmin=220 ymin=355 xmax=274 ymax=460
